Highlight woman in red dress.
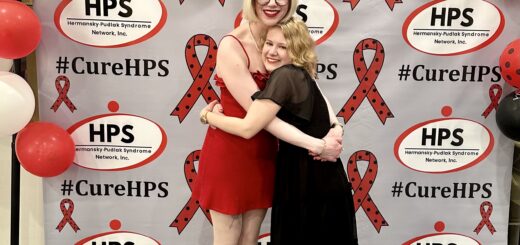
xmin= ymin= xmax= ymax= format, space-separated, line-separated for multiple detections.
xmin=199 ymin=18 xmax=358 ymax=245
xmin=191 ymin=1 xmax=343 ymax=245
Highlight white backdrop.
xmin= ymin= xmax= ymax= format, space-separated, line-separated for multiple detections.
xmin=34 ymin=0 xmax=519 ymax=244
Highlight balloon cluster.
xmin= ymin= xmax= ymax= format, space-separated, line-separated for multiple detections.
xmin=0 ymin=1 xmax=74 ymax=177
xmin=497 ymin=39 xmax=520 ymax=141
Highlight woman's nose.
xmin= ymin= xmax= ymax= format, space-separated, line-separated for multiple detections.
xmin=267 ymin=46 xmax=278 ymax=55
xmin=266 ymin=0 xmax=277 ymax=6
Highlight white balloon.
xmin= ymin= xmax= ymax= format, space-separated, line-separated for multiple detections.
xmin=0 ymin=58 xmax=13 ymax=72
xmin=0 ymin=71 xmax=35 ymax=137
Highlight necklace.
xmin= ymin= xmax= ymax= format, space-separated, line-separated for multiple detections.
xmin=248 ymin=22 xmax=261 ymax=52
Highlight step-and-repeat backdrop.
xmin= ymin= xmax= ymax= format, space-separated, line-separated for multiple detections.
xmin=34 ymin=0 xmax=520 ymax=244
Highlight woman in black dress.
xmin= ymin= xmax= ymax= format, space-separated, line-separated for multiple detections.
xmin=199 ymin=17 xmax=358 ymax=244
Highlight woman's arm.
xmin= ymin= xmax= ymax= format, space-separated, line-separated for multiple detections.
xmin=216 ymin=37 xmax=335 ymax=155
xmin=204 ymin=99 xmax=282 ymax=139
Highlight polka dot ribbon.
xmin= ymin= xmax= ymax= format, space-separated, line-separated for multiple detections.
xmin=337 ymin=38 xmax=393 ymax=125
xmin=481 ymin=84 xmax=502 ymax=118
xmin=343 ymin=0 xmax=402 ymax=10
xmin=347 ymin=150 xmax=388 ymax=232
xmin=474 ymin=201 xmax=496 ymax=235
xmin=51 ymin=75 xmax=77 ymax=113
xmin=180 ymin=0 xmax=225 ymax=6
xmin=56 ymin=199 xmax=80 ymax=233
xmin=171 ymin=34 xmax=220 ymax=123
xmin=170 ymin=150 xmax=212 ymax=234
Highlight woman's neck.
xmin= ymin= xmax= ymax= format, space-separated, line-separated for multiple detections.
xmin=249 ymin=21 xmax=267 ymax=35
xmin=249 ymin=21 xmax=268 ymax=45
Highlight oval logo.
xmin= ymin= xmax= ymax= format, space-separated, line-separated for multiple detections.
xmin=68 ymin=113 xmax=167 ymax=171
xmin=403 ymin=233 xmax=481 ymax=245
xmin=54 ymin=0 xmax=167 ymax=48
xmin=75 ymin=231 xmax=161 ymax=245
xmin=394 ymin=118 xmax=493 ymax=173
xmin=402 ymin=0 xmax=504 ymax=55
xmin=234 ymin=0 xmax=338 ymax=45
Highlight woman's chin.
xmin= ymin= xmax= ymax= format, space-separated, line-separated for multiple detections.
xmin=265 ymin=64 xmax=281 ymax=72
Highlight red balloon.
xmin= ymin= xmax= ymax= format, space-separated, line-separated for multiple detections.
xmin=15 ymin=122 xmax=75 ymax=177
xmin=499 ymin=39 xmax=520 ymax=89
xmin=0 ymin=1 xmax=42 ymax=59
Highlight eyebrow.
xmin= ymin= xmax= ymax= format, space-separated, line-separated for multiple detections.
xmin=265 ymin=38 xmax=286 ymax=45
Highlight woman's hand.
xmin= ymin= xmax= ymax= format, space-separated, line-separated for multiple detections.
xmin=328 ymin=123 xmax=344 ymax=140
xmin=200 ymin=100 xmax=219 ymax=125
xmin=309 ymin=127 xmax=343 ymax=162
xmin=319 ymin=135 xmax=342 ymax=161
xmin=212 ymin=103 xmax=224 ymax=115
xmin=209 ymin=102 xmax=224 ymax=129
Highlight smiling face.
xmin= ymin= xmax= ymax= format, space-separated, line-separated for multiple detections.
xmin=254 ymin=0 xmax=290 ymax=26
xmin=262 ymin=27 xmax=292 ymax=72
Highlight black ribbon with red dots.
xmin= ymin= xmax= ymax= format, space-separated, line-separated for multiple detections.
xmin=179 ymin=0 xmax=225 ymax=6
xmin=170 ymin=150 xmax=212 ymax=234
xmin=474 ymin=201 xmax=496 ymax=235
xmin=171 ymin=34 xmax=220 ymax=123
xmin=51 ymin=75 xmax=77 ymax=113
xmin=343 ymin=0 xmax=402 ymax=10
xmin=482 ymin=84 xmax=502 ymax=118
xmin=347 ymin=150 xmax=388 ymax=233
xmin=337 ymin=38 xmax=393 ymax=125
xmin=56 ymin=199 xmax=80 ymax=233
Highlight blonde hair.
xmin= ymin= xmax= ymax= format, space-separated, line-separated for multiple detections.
xmin=242 ymin=0 xmax=298 ymax=24
xmin=276 ymin=18 xmax=317 ymax=77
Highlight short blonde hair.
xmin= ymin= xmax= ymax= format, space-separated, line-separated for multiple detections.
xmin=242 ymin=0 xmax=298 ymax=24
xmin=276 ymin=18 xmax=317 ymax=77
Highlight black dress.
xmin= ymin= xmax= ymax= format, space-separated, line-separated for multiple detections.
xmin=253 ymin=64 xmax=358 ymax=245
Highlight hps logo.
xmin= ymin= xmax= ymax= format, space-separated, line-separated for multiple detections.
xmin=394 ymin=117 xmax=493 ymax=173
xmin=403 ymin=0 xmax=504 ymax=55
xmin=55 ymin=0 xmax=167 ymax=47
xmin=76 ymin=220 xmax=161 ymax=245
xmin=68 ymin=113 xmax=167 ymax=171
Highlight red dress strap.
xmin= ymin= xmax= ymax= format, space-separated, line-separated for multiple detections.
xmin=221 ymin=35 xmax=250 ymax=68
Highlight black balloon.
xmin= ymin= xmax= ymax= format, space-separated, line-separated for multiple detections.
xmin=496 ymin=91 xmax=520 ymax=141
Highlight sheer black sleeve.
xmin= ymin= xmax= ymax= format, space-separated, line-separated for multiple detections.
xmin=252 ymin=65 xmax=313 ymax=122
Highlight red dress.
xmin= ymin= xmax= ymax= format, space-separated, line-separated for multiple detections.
xmin=191 ymin=35 xmax=277 ymax=215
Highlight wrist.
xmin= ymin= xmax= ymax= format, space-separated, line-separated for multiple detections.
xmin=200 ymin=110 xmax=210 ymax=124
xmin=318 ymin=138 xmax=326 ymax=155
xmin=331 ymin=122 xmax=344 ymax=135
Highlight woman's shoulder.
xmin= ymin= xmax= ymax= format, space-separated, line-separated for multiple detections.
xmin=221 ymin=26 xmax=248 ymax=44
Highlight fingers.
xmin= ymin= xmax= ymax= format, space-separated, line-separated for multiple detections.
xmin=215 ymin=104 xmax=224 ymax=113
xmin=207 ymin=100 xmax=218 ymax=110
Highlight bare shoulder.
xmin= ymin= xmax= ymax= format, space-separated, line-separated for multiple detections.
xmin=219 ymin=25 xmax=248 ymax=51
xmin=216 ymin=25 xmax=250 ymax=71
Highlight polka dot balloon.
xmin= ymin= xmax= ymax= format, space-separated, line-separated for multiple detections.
xmin=499 ymin=39 xmax=520 ymax=89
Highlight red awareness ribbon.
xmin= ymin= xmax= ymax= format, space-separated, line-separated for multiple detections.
xmin=51 ymin=75 xmax=77 ymax=113
xmin=56 ymin=199 xmax=80 ymax=233
xmin=347 ymin=150 xmax=388 ymax=233
xmin=171 ymin=34 xmax=220 ymax=123
xmin=337 ymin=38 xmax=393 ymax=125
xmin=180 ymin=0 xmax=225 ymax=6
xmin=481 ymin=84 xmax=502 ymax=118
xmin=170 ymin=150 xmax=212 ymax=234
xmin=343 ymin=0 xmax=402 ymax=10
xmin=474 ymin=201 xmax=496 ymax=235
